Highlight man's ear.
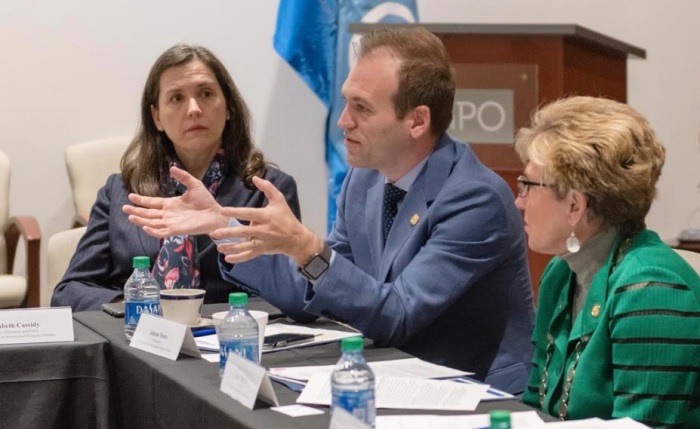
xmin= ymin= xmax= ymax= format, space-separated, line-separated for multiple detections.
xmin=408 ymin=105 xmax=431 ymax=139
xmin=151 ymin=105 xmax=164 ymax=132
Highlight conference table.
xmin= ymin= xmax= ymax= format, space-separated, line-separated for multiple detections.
xmin=0 ymin=321 xmax=116 ymax=429
xmin=73 ymin=302 xmax=551 ymax=429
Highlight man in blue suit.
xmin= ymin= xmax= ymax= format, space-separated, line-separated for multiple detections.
xmin=125 ymin=27 xmax=534 ymax=393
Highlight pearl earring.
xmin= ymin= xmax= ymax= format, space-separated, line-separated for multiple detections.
xmin=566 ymin=229 xmax=581 ymax=253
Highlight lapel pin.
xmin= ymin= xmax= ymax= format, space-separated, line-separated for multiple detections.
xmin=591 ymin=303 xmax=601 ymax=318
xmin=410 ymin=214 xmax=420 ymax=226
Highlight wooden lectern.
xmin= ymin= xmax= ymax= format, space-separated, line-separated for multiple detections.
xmin=349 ymin=23 xmax=646 ymax=298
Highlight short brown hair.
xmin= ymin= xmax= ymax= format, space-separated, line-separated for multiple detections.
xmin=122 ymin=44 xmax=266 ymax=196
xmin=356 ymin=27 xmax=456 ymax=136
xmin=515 ymin=96 xmax=665 ymax=234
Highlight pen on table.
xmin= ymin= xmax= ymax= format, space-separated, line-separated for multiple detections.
xmin=192 ymin=328 xmax=216 ymax=337
xmin=267 ymin=334 xmax=320 ymax=348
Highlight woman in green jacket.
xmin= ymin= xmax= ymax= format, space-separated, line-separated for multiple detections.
xmin=515 ymin=96 xmax=700 ymax=428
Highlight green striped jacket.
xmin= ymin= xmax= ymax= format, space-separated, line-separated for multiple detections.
xmin=523 ymin=230 xmax=700 ymax=428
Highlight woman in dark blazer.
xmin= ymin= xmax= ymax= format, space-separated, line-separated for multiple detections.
xmin=51 ymin=44 xmax=300 ymax=312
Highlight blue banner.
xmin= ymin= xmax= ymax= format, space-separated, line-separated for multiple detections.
xmin=274 ymin=0 xmax=418 ymax=232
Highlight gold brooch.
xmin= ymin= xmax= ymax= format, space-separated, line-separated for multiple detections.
xmin=591 ymin=303 xmax=601 ymax=318
xmin=410 ymin=214 xmax=420 ymax=226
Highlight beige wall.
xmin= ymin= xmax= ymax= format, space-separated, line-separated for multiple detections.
xmin=1 ymin=0 xmax=698 ymax=302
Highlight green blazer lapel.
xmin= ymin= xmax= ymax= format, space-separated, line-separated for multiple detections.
xmin=570 ymin=233 xmax=626 ymax=339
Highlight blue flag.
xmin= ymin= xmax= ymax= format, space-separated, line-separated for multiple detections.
xmin=274 ymin=0 xmax=418 ymax=232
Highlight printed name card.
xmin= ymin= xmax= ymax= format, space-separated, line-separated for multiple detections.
xmin=220 ymin=352 xmax=279 ymax=410
xmin=0 ymin=307 xmax=74 ymax=345
xmin=129 ymin=313 xmax=201 ymax=360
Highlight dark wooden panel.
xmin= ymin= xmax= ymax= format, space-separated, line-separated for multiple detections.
xmin=563 ymin=39 xmax=628 ymax=102
xmin=438 ymin=34 xmax=566 ymax=105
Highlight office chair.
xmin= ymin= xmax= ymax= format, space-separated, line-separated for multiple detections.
xmin=65 ymin=137 xmax=129 ymax=227
xmin=0 ymin=149 xmax=41 ymax=308
xmin=45 ymin=226 xmax=87 ymax=307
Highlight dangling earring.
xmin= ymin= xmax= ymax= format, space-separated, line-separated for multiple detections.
xmin=566 ymin=229 xmax=581 ymax=253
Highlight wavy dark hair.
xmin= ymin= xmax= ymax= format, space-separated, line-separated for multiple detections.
xmin=121 ymin=44 xmax=266 ymax=195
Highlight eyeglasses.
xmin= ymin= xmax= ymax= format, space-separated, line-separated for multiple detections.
xmin=516 ymin=175 xmax=551 ymax=198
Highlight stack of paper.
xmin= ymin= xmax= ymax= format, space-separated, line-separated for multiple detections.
xmin=298 ymin=373 xmax=488 ymax=411
xmin=269 ymin=358 xmax=513 ymax=401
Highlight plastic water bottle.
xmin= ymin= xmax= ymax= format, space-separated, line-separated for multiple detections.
xmin=489 ymin=409 xmax=512 ymax=429
xmin=217 ymin=292 xmax=259 ymax=377
xmin=331 ymin=336 xmax=376 ymax=428
xmin=123 ymin=256 xmax=162 ymax=340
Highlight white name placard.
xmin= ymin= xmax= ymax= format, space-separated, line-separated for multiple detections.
xmin=220 ymin=352 xmax=279 ymax=410
xmin=0 ymin=307 xmax=74 ymax=345
xmin=129 ymin=313 xmax=201 ymax=360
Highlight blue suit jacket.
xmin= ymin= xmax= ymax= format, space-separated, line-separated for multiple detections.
xmin=223 ymin=135 xmax=535 ymax=393
xmin=51 ymin=167 xmax=300 ymax=312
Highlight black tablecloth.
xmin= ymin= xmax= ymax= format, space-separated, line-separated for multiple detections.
xmin=74 ymin=303 xmax=548 ymax=429
xmin=0 ymin=321 xmax=115 ymax=429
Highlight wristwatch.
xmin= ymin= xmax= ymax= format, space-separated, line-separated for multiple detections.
xmin=298 ymin=243 xmax=332 ymax=281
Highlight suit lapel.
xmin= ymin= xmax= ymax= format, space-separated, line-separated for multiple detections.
xmin=135 ymin=221 xmax=160 ymax=256
xmin=379 ymin=181 xmax=427 ymax=280
xmin=378 ymin=135 xmax=457 ymax=281
xmin=366 ymin=179 xmax=384 ymax=269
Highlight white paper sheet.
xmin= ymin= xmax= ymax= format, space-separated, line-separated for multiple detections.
xmin=271 ymin=404 xmax=325 ymax=417
xmin=522 ymin=418 xmax=652 ymax=429
xmin=269 ymin=357 xmax=470 ymax=382
xmin=376 ymin=411 xmax=544 ymax=429
xmin=297 ymin=374 xmax=488 ymax=411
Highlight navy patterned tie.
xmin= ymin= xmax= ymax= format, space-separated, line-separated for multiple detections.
xmin=383 ymin=183 xmax=406 ymax=244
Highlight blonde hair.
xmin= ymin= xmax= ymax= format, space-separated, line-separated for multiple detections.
xmin=514 ymin=96 xmax=665 ymax=234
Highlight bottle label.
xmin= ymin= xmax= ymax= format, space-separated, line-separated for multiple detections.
xmin=124 ymin=302 xmax=162 ymax=328
xmin=219 ymin=338 xmax=259 ymax=372
xmin=332 ymin=389 xmax=375 ymax=426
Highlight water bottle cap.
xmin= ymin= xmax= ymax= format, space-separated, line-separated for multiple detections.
xmin=132 ymin=256 xmax=151 ymax=268
xmin=228 ymin=292 xmax=248 ymax=305
xmin=489 ymin=409 xmax=511 ymax=424
xmin=340 ymin=336 xmax=364 ymax=351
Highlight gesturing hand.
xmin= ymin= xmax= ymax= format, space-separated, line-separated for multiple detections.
xmin=212 ymin=175 xmax=322 ymax=266
xmin=123 ymin=166 xmax=228 ymax=237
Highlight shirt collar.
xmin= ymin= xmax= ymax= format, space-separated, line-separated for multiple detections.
xmin=386 ymin=154 xmax=430 ymax=192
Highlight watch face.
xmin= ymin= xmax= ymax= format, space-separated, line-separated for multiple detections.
xmin=305 ymin=256 xmax=329 ymax=279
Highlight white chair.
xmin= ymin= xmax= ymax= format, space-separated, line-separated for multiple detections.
xmin=0 ymin=149 xmax=41 ymax=308
xmin=65 ymin=137 xmax=130 ymax=227
xmin=673 ymin=249 xmax=700 ymax=274
xmin=45 ymin=226 xmax=87 ymax=306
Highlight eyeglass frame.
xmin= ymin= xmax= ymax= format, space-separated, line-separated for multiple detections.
xmin=516 ymin=175 xmax=552 ymax=198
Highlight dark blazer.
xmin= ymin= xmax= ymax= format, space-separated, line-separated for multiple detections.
xmin=223 ymin=134 xmax=535 ymax=394
xmin=51 ymin=167 xmax=300 ymax=312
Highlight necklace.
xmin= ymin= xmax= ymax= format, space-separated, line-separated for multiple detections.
xmin=538 ymin=234 xmax=632 ymax=420
xmin=538 ymin=335 xmax=590 ymax=419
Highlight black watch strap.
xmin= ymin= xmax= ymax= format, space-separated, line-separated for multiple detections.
xmin=298 ymin=244 xmax=332 ymax=281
